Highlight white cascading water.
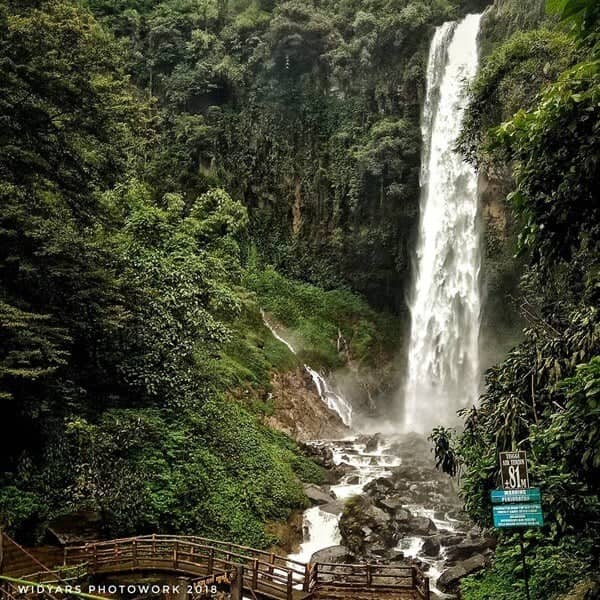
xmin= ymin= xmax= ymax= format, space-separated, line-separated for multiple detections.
xmin=288 ymin=438 xmax=402 ymax=564
xmin=304 ymin=366 xmax=353 ymax=427
xmin=403 ymin=14 xmax=483 ymax=433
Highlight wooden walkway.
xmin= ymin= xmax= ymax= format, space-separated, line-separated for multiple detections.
xmin=1 ymin=533 xmax=430 ymax=600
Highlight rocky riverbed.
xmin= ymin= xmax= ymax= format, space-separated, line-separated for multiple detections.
xmin=296 ymin=433 xmax=497 ymax=597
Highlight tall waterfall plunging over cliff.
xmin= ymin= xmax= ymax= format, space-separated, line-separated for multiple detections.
xmin=403 ymin=14 xmax=483 ymax=433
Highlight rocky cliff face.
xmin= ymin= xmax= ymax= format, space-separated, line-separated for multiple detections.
xmin=478 ymin=166 xmax=525 ymax=370
xmin=480 ymin=0 xmax=547 ymax=56
xmin=265 ymin=368 xmax=349 ymax=441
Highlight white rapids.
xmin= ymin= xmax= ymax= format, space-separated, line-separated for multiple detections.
xmin=288 ymin=437 xmax=401 ymax=564
xmin=403 ymin=13 xmax=484 ymax=433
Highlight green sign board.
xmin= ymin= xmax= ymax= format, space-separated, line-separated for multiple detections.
xmin=491 ymin=488 xmax=541 ymax=504
xmin=493 ymin=502 xmax=544 ymax=528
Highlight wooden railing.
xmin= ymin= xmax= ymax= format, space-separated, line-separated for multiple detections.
xmin=64 ymin=535 xmax=305 ymax=600
xmin=16 ymin=565 xmax=86 ymax=587
xmin=413 ymin=565 xmax=431 ymax=600
xmin=307 ymin=562 xmax=429 ymax=597
xmin=57 ymin=534 xmax=429 ymax=599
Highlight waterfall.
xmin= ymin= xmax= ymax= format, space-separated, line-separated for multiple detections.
xmin=403 ymin=14 xmax=483 ymax=433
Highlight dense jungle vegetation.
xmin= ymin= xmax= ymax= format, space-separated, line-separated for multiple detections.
xmin=0 ymin=0 xmax=421 ymax=546
xmin=1 ymin=0 xmax=600 ymax=596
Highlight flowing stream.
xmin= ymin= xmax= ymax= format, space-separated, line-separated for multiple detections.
xmin=288 ymin=438 xmax=401 ymax=563
xmin=403 ymin=13 xmax=483 ymax=433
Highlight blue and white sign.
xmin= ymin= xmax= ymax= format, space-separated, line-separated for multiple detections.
xmin=493 ymin=502 xmax=544 ymax=528
xmin=491 ymin=488 xmax=541 ymax=504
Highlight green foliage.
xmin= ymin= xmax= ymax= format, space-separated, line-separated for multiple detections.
xmin=492 ymin=58 xmax=600 ymax=267
xmin=461 ymin=535 xmax=595 ymax=600
xmin=478 ymin=0 xmax=548 ymax=57
xmin=460 ymin=29 xmax=577 ymax=167
xmin=0 ymin=487 xmax=46 ymax=543
xmin=246 ymin=265 xmax=401 ymax=368
xmin=530 ymin=357 xmax=600 ymax=536
xmin=547 ymin=0 xmax=600 ymax=42
xmin=35 ymin=403 xmax=314 ymax=546
xmin=85 ymin=0 xmax=464 ymax=308
xmin=0 ymin=0 xmax=327 ymax=547
xmin=429 ymin=427 xmax=459 ymax=477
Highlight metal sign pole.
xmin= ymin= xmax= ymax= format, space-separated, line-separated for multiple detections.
xmin=519 ymin=531 xmax=530 ymax=600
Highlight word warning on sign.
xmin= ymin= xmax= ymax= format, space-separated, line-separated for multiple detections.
xmin=499 ymin=451 xmax=529 ymax=490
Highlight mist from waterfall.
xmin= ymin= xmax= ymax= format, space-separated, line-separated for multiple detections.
xmin=403 ymin=14 xmax=483 ymax=433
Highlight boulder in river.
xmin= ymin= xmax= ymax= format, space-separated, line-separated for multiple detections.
xmin=320 ymin=501 xmax=345 ymax=515
xmin=310 ymin=545 xmax=353 ymax=564
xmin=402 ymin=516 xmax=437 ymax=536
xmin=444 ymin=536 xmax=496 ymax=563
xmin=420 ymin=535 xmax=442 ymax=557
xmin=377 ymin=496 xmax=405 ymax=515
xmin=339 ymin=496 xmax=398 ymax=554
xmin=437 ymin=553 xmax=488 ymax=593
xmin=303 ymin=483 xmax=336 ymax=506
xmin=362 ymin=433 xmax=383 ymax=452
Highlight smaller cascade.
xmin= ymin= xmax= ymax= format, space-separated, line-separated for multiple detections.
xmin=261 ymin=309 xmax=297 ymax=354
xmin=304 ymin=366 xmax=352 ymax=427
xmin=261 ymin=310 xmax=353 ymax=427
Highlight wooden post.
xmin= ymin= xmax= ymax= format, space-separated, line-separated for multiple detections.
xmin=412 ymin=565 xmax=417 ymax=588
xmin=303 ymin=563 xmax=311 ymax=592
xmin=152 ymin=533 xmax=156 ymax=557
xmin=207 ymin=548 xmax=214 ymax=574
xmin=133 ymin=540 xmax=137 ymax=567
xmin=174 ymin=541 xmax=179 ymax=570
xmin=519 ymin=531 xmax=531 ymax=600
xmin=269 ymin=552 xmax=275 ymax=575
xmin=251 ymin=559 xmax=258 ymax=589
xmin=366 ymin=563 xmax=372 ymax=586
xmin=424 ymin=576 xmax=430 ymax=600
xmin=287 ymin=570 xmax=293 ymax=600
xmin=230 ymin=565 xmax=243 ymax=600
xmin=176 ymin=577 xmax=188 ymax=600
